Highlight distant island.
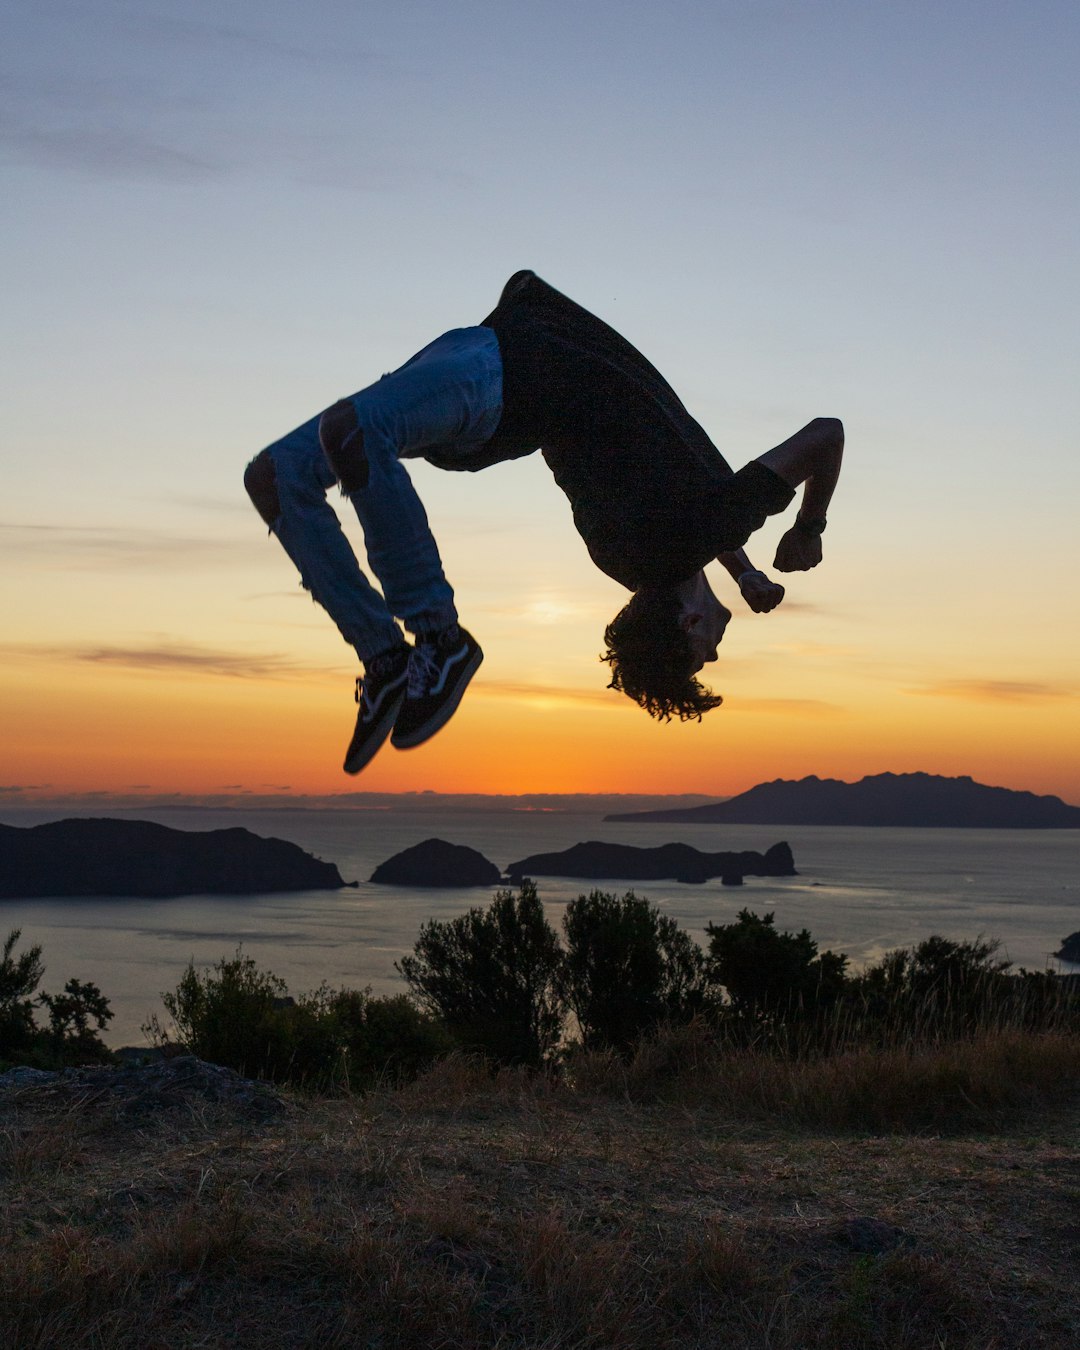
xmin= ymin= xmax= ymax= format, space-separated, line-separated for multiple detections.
xmin=505 ymin=841 xmax=795 ymax=885
xmin=604 ymin=772 xmax=1080 ymax=829
xmin=0 ymin=818 xmax=350 ymax=898
xmin=371 ymin=839 xmax=502 ymax=887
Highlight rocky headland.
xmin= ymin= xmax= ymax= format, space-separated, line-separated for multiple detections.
xmin=0 ymin=818 xmax=349 ymax=898
xmin=1057 ymin=932 xmax=1080 ymax=964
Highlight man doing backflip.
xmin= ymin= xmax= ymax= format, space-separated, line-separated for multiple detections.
xmin=245 ymin=271 xmax=844 ymax=773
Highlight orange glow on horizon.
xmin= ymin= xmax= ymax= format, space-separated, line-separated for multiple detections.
xmin=4 ymin=657 xmax=1079 ymax=804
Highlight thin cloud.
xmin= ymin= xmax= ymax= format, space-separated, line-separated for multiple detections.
xmin=159 ymin=492 xmax=252 ymax=516
xmin=474 ymin=679 xmax=620 ymax=710
xmin=726 ymin=696 xmax=843 ymax=716
xmin=3 ymin=10 xmax=418 ymax=187
xmin=907 ymin=679 xmax=1079 ymax=705
xmin=759 ymin=637 xmax=859 ymax=657
xmin=129 ymin=13 xmax=399 ymax=72
xmin=294 ymin=151 xmax=475 ymax=194
xmin=3 ymin=640 xmax=340 ymax=682
xmin=0 ymin=521 xmax=257 ymax=571
xmin=243 ymin=590 xmax=313 ymax=603
xmin=72 ymin=644 xmax=327 ymax=681
xmin=0 ymin=125 xmax=223 ymax=181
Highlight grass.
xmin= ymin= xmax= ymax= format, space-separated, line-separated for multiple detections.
xmin=569 ymin=1022 xmax=1080 ymax=1130
xmin=2 ymin=1029 xmax=1079 ymax=1349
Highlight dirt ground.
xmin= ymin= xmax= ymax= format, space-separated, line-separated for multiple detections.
xmin=2 ymin=1058 xmax=1078 ymax=1349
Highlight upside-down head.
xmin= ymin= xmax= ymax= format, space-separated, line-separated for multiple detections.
xmin=601 ymin=585 xmax=726 ymax=722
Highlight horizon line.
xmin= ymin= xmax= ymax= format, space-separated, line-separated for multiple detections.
xmin=1 ymin=768 xmax=1077 ymax=813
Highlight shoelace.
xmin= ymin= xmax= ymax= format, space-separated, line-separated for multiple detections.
xmin=355 ymin=669 xmax=392 ymax=713
xmin=407 ymin=643 xmax=443 ymax=698
xmin=356 ymin=647 xmax=409 ymax=714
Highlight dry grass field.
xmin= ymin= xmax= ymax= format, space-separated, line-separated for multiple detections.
xmin=3 ymin=1034 xmax=1079 ymax=1350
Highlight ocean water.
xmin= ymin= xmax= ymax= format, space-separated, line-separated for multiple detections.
xmin=2 ymin=805 xmax=1078 ymax=1046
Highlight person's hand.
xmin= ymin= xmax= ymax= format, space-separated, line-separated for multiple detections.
xmin=773 ymin=526 xmax=823 ymax=572
xmin=738 ymin=570 xmax=786 ymax=613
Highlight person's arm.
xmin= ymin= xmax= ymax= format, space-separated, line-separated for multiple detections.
xmin=756 ymin=418 xmax=844 ymax=572
xmin=717 ymin=548 xmax=785 ymax=613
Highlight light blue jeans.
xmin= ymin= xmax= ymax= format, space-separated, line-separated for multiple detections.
xmin=252 ymin=327 xmax=503 ymax=661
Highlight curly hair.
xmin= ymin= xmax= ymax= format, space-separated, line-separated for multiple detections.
xmin=601 ymin=588 xmax=724 ymax=722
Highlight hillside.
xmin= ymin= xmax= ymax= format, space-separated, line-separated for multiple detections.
xmin=2 ymin=1049 xmax=1078 ymax=1349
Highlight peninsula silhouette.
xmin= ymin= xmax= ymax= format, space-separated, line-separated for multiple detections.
xmin=604 ymin=772 xmax=1080 ymax=828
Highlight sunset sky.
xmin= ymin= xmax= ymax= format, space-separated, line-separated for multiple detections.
xmin=4 ymin=0 xmax=1079 ymax=804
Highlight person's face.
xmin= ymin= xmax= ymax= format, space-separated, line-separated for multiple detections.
xmin=677 ymin=574 xmax=731 ymax=672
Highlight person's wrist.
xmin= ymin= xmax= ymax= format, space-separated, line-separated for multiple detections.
xmin=738 ymin=568 xmax=767 ymax=589
xmin=794 ymin=514 xmax=827 ymax=536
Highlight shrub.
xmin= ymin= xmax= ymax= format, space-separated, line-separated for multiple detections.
xmin=0 ymin=929 xmax=114 ymax=1070
xmin=152 ymin=950 xmax=339 ymax=1084
xmin=150 ymin=951 xmax=453 ymax=1090
xmin=702 ymin=921 xmax=1076 ymax=1053
xmin=323 ymin=989 xmax=455 ymax=1090
xmin=850 ymin=935 xmax=1045 ymax=1042
xmin=397 ymin=880 xmax=564 ymax=1066
xmin=37 ymin=978 xmax=114 ymax=1065
xmin=561 ymin=889 xmax=711 ymax=1053
xmin=0 ymin=929 xmax=43 ymax=1062
xmin=705 ymin=910 xmax=849 ymax=1028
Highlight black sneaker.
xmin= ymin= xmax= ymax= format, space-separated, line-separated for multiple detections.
xmin=343 ymin=646 xmax=409 ymax=775
xmin=391 ymin=626 xmax=483 ymax=749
